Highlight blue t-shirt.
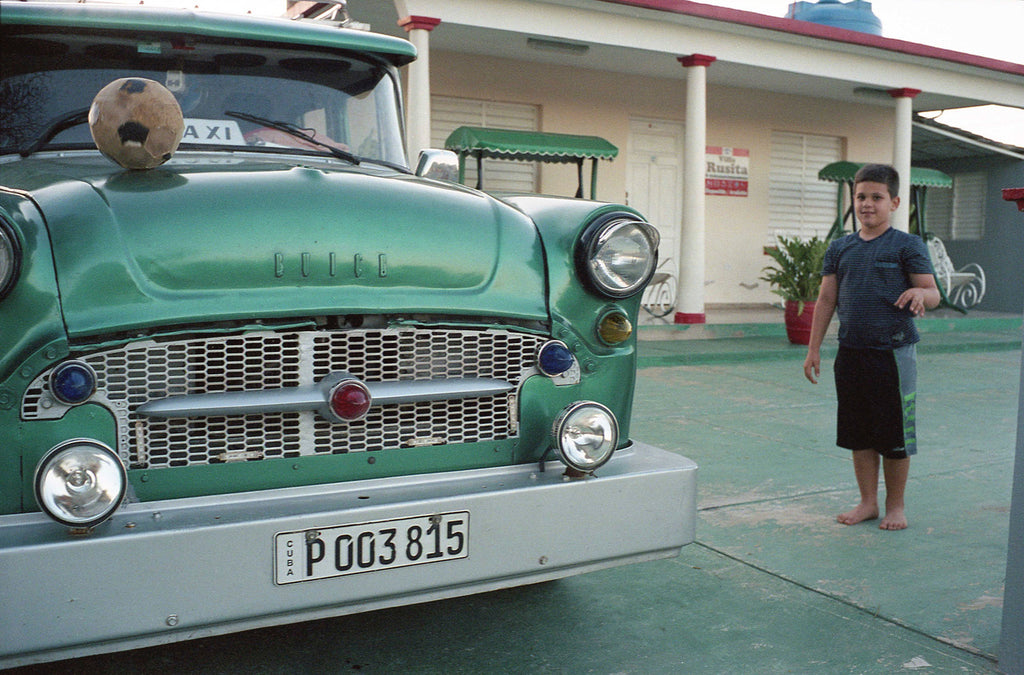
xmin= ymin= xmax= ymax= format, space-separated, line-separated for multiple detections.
xmin=822 ymin=228 xmax=934 ymax=350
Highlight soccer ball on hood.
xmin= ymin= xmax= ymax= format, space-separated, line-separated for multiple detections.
xmin=89 ymin=78 xmax=185 ymax=170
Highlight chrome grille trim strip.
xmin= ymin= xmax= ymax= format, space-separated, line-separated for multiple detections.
xmin=136 ymin=377 xmax=516 ymax=418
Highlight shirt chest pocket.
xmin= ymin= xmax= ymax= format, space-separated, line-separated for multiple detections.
xmin=873 ymin=258 xmax=907 ymax=289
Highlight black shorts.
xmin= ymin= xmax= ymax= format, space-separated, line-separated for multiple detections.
xmin=834 ymin=344 xmax=917 ymax=458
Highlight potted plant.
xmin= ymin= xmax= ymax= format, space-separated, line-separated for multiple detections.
xmin=760 ymin=235 xmax=828 ymax=345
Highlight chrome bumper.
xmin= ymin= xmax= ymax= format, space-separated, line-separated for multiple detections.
xmin=0 ymin=442 xmax=696 ymax=667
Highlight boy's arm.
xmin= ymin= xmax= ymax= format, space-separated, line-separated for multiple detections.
xmin=895 ymin=273 xmax=941 ymax=317
xmin=803 ymin=274 xmax=837 ymax=384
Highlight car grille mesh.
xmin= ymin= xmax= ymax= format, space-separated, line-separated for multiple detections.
xmin=21 ymin=328 xmax=545 ymax=469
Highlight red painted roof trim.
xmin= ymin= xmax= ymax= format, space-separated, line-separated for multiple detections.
xmin=599 ymin=0 xmax=1024 ymax=77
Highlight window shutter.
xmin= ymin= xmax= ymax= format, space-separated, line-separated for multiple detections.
xmin=431 ymin=97 xmax=539 ymax=193
xmin=925 ymin=187 xmax=953 ymax=239
xmin=768 ymin=131 xmax=842 ymax=241
xmin=926 ymin=173 xmax=985 ymax=241
xmin=951 ymin=172 xmax=986 ymax=241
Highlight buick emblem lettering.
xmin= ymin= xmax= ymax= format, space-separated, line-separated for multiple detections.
xmin=275 ymin=252 xmax=388 ymax=279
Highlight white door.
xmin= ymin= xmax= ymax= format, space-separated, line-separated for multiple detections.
xmin=627 ymin=118 xmax=683 ymax=303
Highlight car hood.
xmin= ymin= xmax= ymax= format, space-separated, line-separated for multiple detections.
xmin=5 ymin=154 xmax=548 ymax=338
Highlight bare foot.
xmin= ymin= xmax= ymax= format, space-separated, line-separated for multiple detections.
xmin=837 ymin=503 xmax=878 ymax=525
xmin=879 ymin=508 xmax=907 ymax=530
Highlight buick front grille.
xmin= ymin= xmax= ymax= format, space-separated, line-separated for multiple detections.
xmin=21 ymin=328 xmax=546 ymax=469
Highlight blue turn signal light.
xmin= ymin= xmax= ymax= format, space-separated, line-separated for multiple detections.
xmin=537 ymin=340 xmax=575 ymax=377
xmin=49 ymin=361 xmax=97 ymax=405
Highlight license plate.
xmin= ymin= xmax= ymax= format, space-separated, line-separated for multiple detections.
xmin=275 ymin=511 xmax=469 ymax=585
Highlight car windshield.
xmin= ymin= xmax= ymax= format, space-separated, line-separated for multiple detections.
xmin=0 ymin=30 xmax=408 ymax=167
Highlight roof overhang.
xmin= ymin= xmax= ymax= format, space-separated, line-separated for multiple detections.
xmin=911 ymin=116 xmax=1024 ymax=162
xmin=352 ymin=0 xmax=1023 ymax=111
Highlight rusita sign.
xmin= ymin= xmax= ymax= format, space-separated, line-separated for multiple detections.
xmin=706 ymin=146 xmax=749 ymax=197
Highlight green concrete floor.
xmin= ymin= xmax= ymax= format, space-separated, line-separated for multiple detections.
xmin=631 ymin=314 xmax=1022 ymax=672
xmin=8 ymin=314 xmax=1020 ymax=674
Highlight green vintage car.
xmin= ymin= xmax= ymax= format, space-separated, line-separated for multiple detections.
xmin=0 ymin=2 xmax=696 ymax=665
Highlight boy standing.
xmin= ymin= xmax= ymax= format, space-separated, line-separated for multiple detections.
xmin=803 ymin=164 xmax=940 ymax=530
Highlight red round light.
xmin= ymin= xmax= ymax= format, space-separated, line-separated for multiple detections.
xmin=329 ymin=380 xmax=371 ymax=421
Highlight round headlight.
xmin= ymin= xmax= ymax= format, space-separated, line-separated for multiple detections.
xmin=552 ymin=401 xmax=619 ymax=472
xmin=0 ymin=219 xmax=22 ymax=300
xmin=34 ymin=439 xmax=127 ymax=528
xmin=578 ymin=216 xmax=660 ymax=298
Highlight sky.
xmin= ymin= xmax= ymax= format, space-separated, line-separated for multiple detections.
xmin=709 ymin=0 xmax=1024 ymax=147
xmin=716 ymin=0 xmax=1023 ymax=62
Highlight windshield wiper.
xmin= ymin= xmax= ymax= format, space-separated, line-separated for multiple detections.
xmin=18 ymin=108 xmax=91 ymax=158
xmin=225 ymin=111 xmax=360 ymax=165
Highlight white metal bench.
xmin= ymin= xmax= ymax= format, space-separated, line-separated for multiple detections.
xmin=641 ymin=258 xmax=677 ymax=318
xmin=926 ymin=235 xmax=986 ymax=309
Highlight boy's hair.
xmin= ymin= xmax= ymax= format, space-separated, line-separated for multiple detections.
xmin=854 ymin=163 xmax=899 ymax=198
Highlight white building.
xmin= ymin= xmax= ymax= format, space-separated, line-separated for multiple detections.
xmin=345 ymin=0 xmax=1023 ymax=321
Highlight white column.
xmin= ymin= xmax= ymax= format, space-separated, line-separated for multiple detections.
xmin=888 ymin=88 xmax=920 ymax=233
xmin=399 ymin=16 xmax=441 ymax=162
xmin=675 ymin=54 xmax=716 ymax=324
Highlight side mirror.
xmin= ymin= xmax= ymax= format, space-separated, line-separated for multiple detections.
xmin=415 ymin=149 xmax=460 ymax=183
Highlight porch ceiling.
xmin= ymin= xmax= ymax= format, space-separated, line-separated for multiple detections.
xmin=347 ymin=0 xmax=1020 ymax=113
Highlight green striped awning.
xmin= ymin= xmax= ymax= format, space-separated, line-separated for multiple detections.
xmin=445 ymin=126 xmax=618 ymax=163
xmin=818 ymin=161 xmax=952 ymax=188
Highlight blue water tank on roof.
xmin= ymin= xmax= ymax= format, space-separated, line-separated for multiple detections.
xmin=787 ymin=0 xmax=883 ymax=36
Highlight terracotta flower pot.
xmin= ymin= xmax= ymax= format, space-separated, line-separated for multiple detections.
xmin=784 ymin=299 xmax=816 ymax=345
